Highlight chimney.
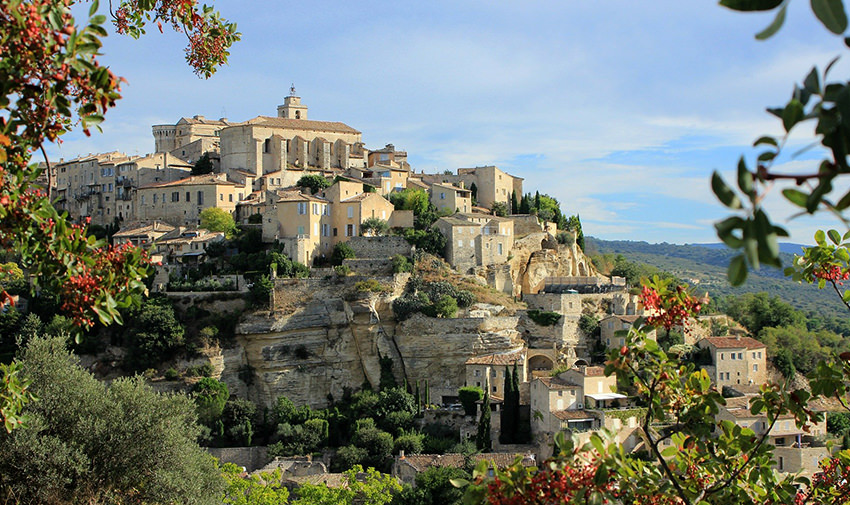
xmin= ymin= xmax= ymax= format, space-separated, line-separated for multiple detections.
xmin=399 ymin=450 xmax=405 ymax=459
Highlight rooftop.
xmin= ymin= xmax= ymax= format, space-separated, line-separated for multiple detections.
xmin=704 ymin=336 xmax=766 ymax=350
xmin=244 ymin=115 xmax=361 ymax=134
xmin=465 ymin=348 xmax=525 ymax=366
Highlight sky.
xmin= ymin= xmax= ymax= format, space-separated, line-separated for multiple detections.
xmin=45 ymin=0 xmax=850 ymax=245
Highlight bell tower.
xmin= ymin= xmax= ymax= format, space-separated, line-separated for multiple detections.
xmin=277 ymin=84 xmax=308 ymax=120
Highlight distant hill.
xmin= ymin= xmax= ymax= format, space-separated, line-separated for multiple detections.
xmin=585 ymin=237 xmax=847 ymax=320
xmin=689 ymin=242 xmax=809 ymax=255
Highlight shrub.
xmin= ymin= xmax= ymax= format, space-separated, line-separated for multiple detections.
xmin=164 ymin=368 xmax=180 ymax=381
xmin=433 ymin=295 xmax=458 ymax=318
xmin=393 ymin=431 xmax=425 ymax=455
xmin=186 ymin=363 xmax=214 ymax=377
xmin=392 ymin=292 xmax=431 ymax=321
xmin=193 ymin=377 xmax=229 ymax=427
xmin=458 ymin=386 xmax=484 ymax=416
xmin=355 ymin=279 xmax=390 ymax=293
xmin=331 ymin=242 xmax=355 ymax=266
xmin=527 ymin=309 xmax=561 ymax=326
xmin=247 ymin=213 xmax=263 ymax=224
xmin=455 ymin=289 xmax=475 ymax=308
xmin=578 ymin=314 xmax=600 ymax=337
xmin=392 ymin=254 xmax=413 ymax=273
xmin=361 ymin=217 xmax=389 ymax=236
xmin=334 ymin=265 xmax=351 ymax=276
xmin=332 ymin=445 xmax=368 ymax=472
xmin=556 ymin=231 xmax=575 ymax=245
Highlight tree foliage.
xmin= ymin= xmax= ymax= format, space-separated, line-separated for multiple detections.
xmin=200 ymin=207 xmax=236 ymax=235
xmin=458 ymin=386 xmax=483 ymax=417
xmin=296 ymin=174 xmax=331 ymax=195
xmin=361 ymin=217 xmax=389 ymax=236
xmin=192 ymin=152 xmax=214 ymax=175
xmin=0 ymin=336 xmax=223 ymax=504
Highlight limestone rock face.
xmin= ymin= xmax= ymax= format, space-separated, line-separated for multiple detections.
xmin=393 ymin=313 xmax=521 ymax=403
xmin=508 ymin=233 xmax=596 ymax=295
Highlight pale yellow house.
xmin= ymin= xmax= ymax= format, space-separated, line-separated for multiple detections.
xmin=697 ymin=336 xmax=768 ymax=387
xmin=261 ymin=190 xmax=331 ymax=265
xmin=430 ymin=182 xmax=472 ymax=214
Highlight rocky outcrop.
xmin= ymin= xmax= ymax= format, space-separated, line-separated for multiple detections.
xmin=507 ymin=233 xmax=597 ymax=296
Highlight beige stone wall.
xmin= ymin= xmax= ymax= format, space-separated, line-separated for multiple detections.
xmin=523 ymin=293 xmax=582 ymax=316
xmin=137 ymin=180 xmax=243 ymax=227
xmin=700 ymin=341 xmax=767 ymax=387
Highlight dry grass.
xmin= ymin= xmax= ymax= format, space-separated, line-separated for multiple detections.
xmin=413 ymin=253 xmax=525 ymax=312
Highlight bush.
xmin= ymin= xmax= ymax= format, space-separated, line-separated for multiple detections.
xmin=361 ymin=217 xmax=389 ymax=236
xmin=124 ymin=298 xmax=186 ymax=371
xmin=458 ymin=386 xmax=484 ymax=416
xmin=433 ymin=295 xmax=458 ymax=318
xmin=355 ymin=279 xmax=390 ymax=293
xmin=527 ymin=309 xmax=561 ymax=326
xmin=556 ymin=231 xmax=575 ymax=245
xmin=331 ymin=242 xmax=355 ymax=266
xmin=247 ymin=213 xmax=263 ymax=224
xmin=773 ymin=349 xmax=797 ymax=379
xmin=186 ymin=363 xmax=214 ymax=377
xmin=392 ymin=254 xmax=413 ymax=273
xmin=193 ymin=377 xmax=229 ymax=427
xmin=393 ymin=431 xmax=425 ymax=455
xmin=164 ymin=368 xmax=180 ymax=381
xmin=334 ymin=265 xmax=351 ymax=276
xmin=392 ymin=292 xmax=431 ymax=321
xmin=380 ymin=410 xmax=414 ymax=436
xmin=578 ymin=314 xmax=600 ymax=337
xmin=249 ymin=275 xmax=273 ymax=307
xmin=332 ymin=445 xmax=368 ymax=472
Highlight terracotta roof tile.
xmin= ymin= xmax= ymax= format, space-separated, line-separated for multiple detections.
xmin=465 ymin=349 xmax=525 ymax=366
xmin=245 ymin=115 xmax=361 ymax=134
xmin=552 ymin=409 xmax=596 ymax=421
xmin=705 ymin=336 xmax=766 ymax=350
xmin=139 ymin=174 xmax=240 ymax=189
xmin=536 ymin=376 xmax=581 ymax=390
xmin=401 ymin=453 xmax=534 ymax=472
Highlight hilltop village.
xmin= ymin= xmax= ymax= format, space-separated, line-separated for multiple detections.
xmin=39 ymin=89 xmax=829 ymax=484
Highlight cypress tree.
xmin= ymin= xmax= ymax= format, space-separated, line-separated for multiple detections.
xmin=500 ymin=366 xmax=515 ymax=444
xmin=511 ymin=190 xmax=518 ymax=215
xmin=476 ymin=391 xmax=492 ymax=452
xmin=470 ymin=182 xmax=478 ymax=205
xmin=512 ymin=361 xmax=528 ymax=443
xmin=519 ymin=194 xmax=530 ymax=214
xmin=414 ymin=381 xmax=421 ymax=416
xmin=534 ymin=191 xmax=541 ymax=211
xmin=424 ymin=379 xmax=430 ymax=406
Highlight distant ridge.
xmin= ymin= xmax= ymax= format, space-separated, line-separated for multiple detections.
xmin=585 ymin=237 xmax=846 ymax=320
xmin=688 ymin=242 xmax=809 ymax=255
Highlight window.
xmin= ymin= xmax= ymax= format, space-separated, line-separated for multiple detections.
xmin=297 ymin=226 xmax=305 ymax=235
xmin=220 ymin=194 xmax=223 ymax=201
xmin=141 ymin=196 xmax=146 ymax=205
xmin=153 ymin=194 xmax=158 ymax=204
xmin=731 ymin=353 xmax=736 ymax=360
xmin=347 ymin=206 xmax=354 ymax=218
xmin=498 ymin=243 xmax=503 ymax=255
xmin=108 ymin=183 xmax=113 ymax=192
xmin=172 ymin=192 xmax=179 ymax=202
xmin=313 ymin=203 xmax=319 ymax=215
xmin=314 ymin=223 xmax=319 ymax=235
xmin=491 ymin=370 xmax=496 ymax=378
xmin=229 ymin=194 xmax=233 ymax=202
xmin=440 ymin=192 xmax=445 ymax=200
xmin=322 ymin=224 xmax=329 ymax=237
xmin=474 ymin=370 xmax=480 ymax=377
xmin=298 ymin=202 xmax=306 ymax=215
xmin=738 ymin=352 xmax=743 ymax=360
xmin=346 ymin=224 xmax=355 ymax=236
xmin=720 ymin=353 xmax=724 ymax=360
xmin=753 ymin=364 xmax=758 ymax=372
xmin=264 ymin=138 xmax=270 ymax=153
xmin=758 ymin=351 xmax=762 ymax=359
xmin=323 ymin=205 xmax=329 ymax=216
xmin=197 ymin=191 xmax=204 ymax=205
xmin=238 ymin=193 xmax=243 ymax=201
xmin=458 ymin=240 xmax=463 ymax=247
xmin=186 ymin=192 xmax=190 ymax=202
xmin=333 ymin=228 xmax=338 ymax=237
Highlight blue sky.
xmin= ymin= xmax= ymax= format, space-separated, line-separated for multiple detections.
xmin=46 ymin=0 xmax=850 ymax=245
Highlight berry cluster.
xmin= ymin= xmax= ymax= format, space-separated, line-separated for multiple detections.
xmin=640 ymin=284 xmax=704 ymax=331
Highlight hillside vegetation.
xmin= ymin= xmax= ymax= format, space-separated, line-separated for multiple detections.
xmin=586 ymin=237 xmax=848 ymax=322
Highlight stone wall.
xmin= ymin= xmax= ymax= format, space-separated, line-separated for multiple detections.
xmin=509 ymin=215 xmax=544 ymax=237
xmin=207 ymin=446 xmax=270 ymax=472
xmin=343 ymin=258 xmax=393 ymax=276
xmin=347 ymin=236 xmax=413 ymax=258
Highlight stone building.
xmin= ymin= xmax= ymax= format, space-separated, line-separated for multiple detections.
xmin=422 ymin=166 xmax=523 ymax=211
xmin=136 ymin=173 xmax=246 ymax=227
xmin=696 ymin=336 xmax=767 ymax=387
xmin=112 ymin=221 xmax=177 ymax=247
xmin=261 ymin=189 xmax=331 ymax=265
xmin=430 ymin=182 xmax=472 ymax=214
xmin=464 ymin=348 xmax=527 ymax=397
xmin=54 ymin=151 xmax=134 ymax=225
xmin=152 ymin=115 xmax=234 ymax=163
xmin=433 ymin=213 xmax=514 ymax=272
xmin=367 ymin=143 xmax=408 ymax=169
xmin=600 ymin=315 xmax=657 ymax=350
xmin=716 ymin=395 xmax=827 ymax=475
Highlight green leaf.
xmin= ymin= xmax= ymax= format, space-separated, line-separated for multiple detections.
xmin=89 ymin=0 xmax=99 ymax=17
xmin=449 ymin=478 xmax=470 ymax=488
xmin=737 ymin=157 xmax=755 ymax=196
xmin=803 ymin=66 xmax=821 ymax=94
xmin=756 ymin=3 xmax=788 ymax=39
xmin=782 ymin=188 xmax=809 ymax=208
xmin=835 ymin=189 xmax=850 ymax=210
xmin=753 ymin=136 xmax=778 ymax=147
xmin=728 ymin=254 xmax=748 ymax=286
xmin=720 ymin=0 xmax=783 ymax=11
xmin=811 ymin=0 xmax=848 ymax=34
xmin=815 ymin=229 xmax=826 ymax=245
xmin=782 ymin=99 xmax=804 ymax=132
xmin=712 ymin=172 xmax=742 ymax=209
xmin=829 ymin=229 xmax=842 ymax=244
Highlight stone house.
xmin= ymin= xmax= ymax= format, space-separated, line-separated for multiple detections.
xmin=421 ymin=166 xmax=523 ymax=211
xmin=696 ymin=336 xmax=767 ymax=387
xmin=156 ymin=228 xmax=225 ymax=263
xmin=430 ymin=182 xmax=472 ymax=214
xmin=53 ymin=151 xmax=134 ymax=226
xmin=113 ymin=153 xmax=193 ymax=222
xmin=367 ymin=143 xmax=408 ymax=169
xmin=261 ymin=189 xmax=331 ymax=265
xmin=152 ymin=115 xmax=233 ymax=162
xmin=464 ymin=348 xmax=527 ymax=397
xmin=716 ymin=395 xmax=828 ymax=475
xmin=350 ymin=165 xmax=410 ymax=196
xmin=600 ymin=315 xmax=657 ymax=350
xmin=433 ymin=213 xmax=514 ymax=272
xmin=136 ymin=173 xmax=246 ymax=227
xmin=392 ymin=453 xmax=536 ymax=486
xmin=112 ymin=221 xmax=177 ymax=247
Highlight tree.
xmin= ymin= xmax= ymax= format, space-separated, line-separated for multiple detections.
xmin=475 ymin=391 xmax=491 ymax=452
xmin=499 ymin=366 xmax=515 ymax=444
xmin=200 ymin=207 xmax=236 ymax=235
xmin=293 ymin=465 xmax=400 ymax=505
xmin=192 ymin=152 xmax=214 ymax=175
xmin=193 ymin=377 xmax=229 ymax=428
xmin=510 ymin=190 xmax=518 ymax=215
xmin=124 ymin=296 xmax=185 ymax=370
xmin=361 ymin=217 xmax=389 ymax=236
xmin=221 ymin=463 xmax=289 ymax=505
xmin=490 ymin=201 xmax=509 ymax=217
xmin=296 ymin=174 xmax=331 ymax=195
xmin=401 ymin=228 xmax=446 ymax=256
xmin=0 ymin=336 xmax=223 ymax=504
xmin=433 ymin=295 xmax=458 ymax=318
xmin=331 ymin=242 xmax=355 ymax=266
xmin=0 ymin=0 xmax=237 ymax=333
xmin=458 ymin=386 xmax=483 ymax=417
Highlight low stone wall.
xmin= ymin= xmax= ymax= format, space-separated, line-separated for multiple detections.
xmin=343 ymin=258 xmax=393 ymax=276
xmin=207 ymin=446 xmax=270 ymax=472
xmin=347 ymin=236 xmax=413 ymax=258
